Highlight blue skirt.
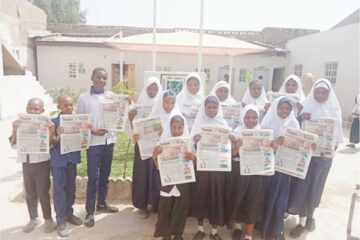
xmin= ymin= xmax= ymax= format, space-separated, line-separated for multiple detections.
xmin=287 ymin=156 xmax=332 ymax=218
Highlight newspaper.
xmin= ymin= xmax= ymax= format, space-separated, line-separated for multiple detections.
xmin=269 ymin=92 xmax=300 ymax=104
xmin=221 ymin=103 xmax=242 ymax=129
xmin=158 ymin=137 xmax=196 ymax=186
xmin=133 ymin=115 xmax=162 ymax=160
xmin=275 ymin=128 xmax=318 ymax=179
xmin=134 ymin=103 xmax=154 ymax=120
xmin=60 ymin=114 xmax=91 ymax=154
xmin=98 ymin=94 xmax=129 ymax=131
xmin=16 ymin=114 xmax=50 ymax=154
xmin=182 ymin=103 xmax=201 ymax=131
xmin=239 ymin=129 xmax=274 ymax=175
xmin=196 ymin=125 xmax=232 ymax=171
xmin=303 ymin=117 xmax=337 ymax=158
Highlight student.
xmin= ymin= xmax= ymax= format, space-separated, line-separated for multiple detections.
xmin=210 ymin=81 xmax=236 ymax=104
xmin=279 ymin=74 xmax=306 ymax=115
xmin=226 ymin=105 xmax=269 ymax=240
xmin=50 ymin=95 xmax=90 ymax=237
xmin=347 ymin=94 xmax=360 ymax=148
xmin=301 ymin=73 xmax=315 ymax=96
xmin=242 ymin=80 xmax=270 ymax=119
xmin=9 ymin=98 xmax=56 ymax=233
xmin=126 ymin=76 xmax=162 ymax=218
xmin=177 ymin=73 xmax=204 ymax=132
xmin=77 ymin=68 xmax=119 ymax=228
xmin=153 ymin=115 xmax=194 ymax=240
xmin=287 ymin=78 xmax=344 ymax=238
xmin=259 ymin=96 xmax=300 ymax=240
xmin=190 ymin=95 xmax=228 ymax=240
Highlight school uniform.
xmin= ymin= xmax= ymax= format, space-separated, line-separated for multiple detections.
xmin=50 ymin=114 xmax=80 ymax=225
xmin=77 ymin=86 xmax=117 ymax=214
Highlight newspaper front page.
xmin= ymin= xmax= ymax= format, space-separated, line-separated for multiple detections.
xmin=98 ymin=94 xmax=129 ymax=131
xmin=221 ymin=103 xmax=242 ymax=129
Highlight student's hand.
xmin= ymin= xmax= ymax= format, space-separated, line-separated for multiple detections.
xmin=193 ymin=134 xmax=201 ymax=143
xmin=128 ymin=109 xmax=137 ymax=122
xmin=229 ymin=135 xmax=237 ymax=144
xmin=296 ymin=103 xmax=303 ymax=113
xmin=92 ymin=129 xmax=108 ymax=136
xmin=126 ymin=96 xmax=132 ymax=105
xmin=12 ymin=120 xmax=21 ymax=133
xmin=311 ymin=142 xmax=317 ymax=151
xmin=57 ymin=126 xmax=64 ymax=136
xmin=241 ymin=102 xmax=246 ymax=108
xmin=270 ymin=140 xmax=278 ymax=150
xmin=88 ymin=123 xmax=93 ymax=130
xmin=153 ymin=146 xmax=163 ymax=157
xmin=264 ymin=103 xmax=271 ymax=112
xmin=133 ymin=133 xmax=140 ymax=143
xmin=275 ymin=136 xmax=285 ymax=146
xmin=236 ymin=139 xmax=243 ymax=149
xmin=47 ymin=120 xmax=55 ymax=134
xmin=158 ymin=127 xmax=163 ymax=137
xmin=320 ymin=152 xmax=330 ymax=161
xmin=183 ymin=152 xmax=196 ymax=165
xmin=301 ymin=113 xmax=311 ymax=120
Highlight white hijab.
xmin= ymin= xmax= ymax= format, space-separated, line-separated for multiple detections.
xmin=210 ymin=81 xmax=236 ymax=104
xmin=136 ymin=76 xmax=163 ymax=104
xmin=233 ymin=104 xmax=261 ymax=138
xmin=242 ymin=80 xmax=269 ymax=106
xmin=301 ymin=78 xmax=343 ymax=144
xmin=261 ymin=96 xmax=300 ymax=139
xmin=159 ymin=115 xmax=190 ymax=141
xmin=177 ymin=73 xmax=204 ymax=112
xmin=279 ymin=74 xmax=306 ymax=103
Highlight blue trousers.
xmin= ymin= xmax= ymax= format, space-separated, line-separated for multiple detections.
xmin=52 ymin=161 xmax=77 ymax=225
xmin=86 ymin=144 xmax=114 ymax=214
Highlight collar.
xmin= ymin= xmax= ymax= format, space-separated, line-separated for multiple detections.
xmin=90 ymin=86 xmax=105 ymax=95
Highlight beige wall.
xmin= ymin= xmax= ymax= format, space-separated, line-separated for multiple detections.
xmin=286 ymin=23 xmax=360 ymax=118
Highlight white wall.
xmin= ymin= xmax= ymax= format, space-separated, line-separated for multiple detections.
xmin=286 ymin=23 xmax=360 ymax=118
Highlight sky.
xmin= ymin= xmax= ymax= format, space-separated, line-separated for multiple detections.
xmin=81 ymin=0 xmax=359 ymax=31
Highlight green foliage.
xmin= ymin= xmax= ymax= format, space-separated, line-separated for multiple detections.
xmin=46 ymin=88 xmax=86 ymax=116
xmin=245 ymin=69 xmax=253 ymax=84
xmin=31 ymin=0 xmax=87 ymax=24
xmin=111 ymin=81 xmax=137 ymax=100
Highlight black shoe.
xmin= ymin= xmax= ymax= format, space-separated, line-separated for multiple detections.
xmin=290 ymin=224 xmax=306 ymax=238
xmin=84 ymin=214 xmax=95 ymax=228
xmin=274 ymin=233 xmax=285 ymax=240
xmin=161 ymin=237 xmax=171 ymax=240
xmin=232 ymin=229 xmax=242 ymax=240
xmin=305 ymin=218 xmax=315 ymax=232
xmin=209 ymin=233 xmax=222 ymax=240
xmin=66 ymin=214 xmax=83 ymax=226
xmin=174 ymin=236 xmax=184 ymax=240
xmin=193 ymin=231 xmax=205 ymax=240
xmin=96 ymin=204 xmax=119 ymax=213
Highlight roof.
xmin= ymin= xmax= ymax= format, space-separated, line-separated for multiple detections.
xmin=331 ymin=9 xmax=359 ymax=30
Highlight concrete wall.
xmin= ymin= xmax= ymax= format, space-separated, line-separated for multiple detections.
xmin=286 ymin=23 xmax=360 ymax=118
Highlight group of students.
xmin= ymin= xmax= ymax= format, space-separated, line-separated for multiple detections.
xmin=11 ymin=67 xmax=344 ymax=240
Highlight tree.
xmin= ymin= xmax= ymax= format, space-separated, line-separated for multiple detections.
xmin=31 ymin=0 xmax=87 ymax=24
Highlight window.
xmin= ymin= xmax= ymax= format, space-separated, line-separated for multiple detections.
xmin=163 ymin=67 xmax=172 ymax=72
xmin=69 ymin=63 xmax=77 ymax=78
xmin=239 ymin=68 xmax=249 ymax=82
xmin=324 ymin=62 xmax=338 ymax=84
xmin=78 ymin=63 xmax=85 ymax=74
xmin=156 ymin=66 xmax=162 ymax=71
xmin=294 ymin=64 xmax=303 ymax=78
xmin=195 ymin=68 xmax=211 ymax=81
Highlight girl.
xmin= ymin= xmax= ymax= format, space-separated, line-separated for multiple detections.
xmin=210 ymin=81 xmax=237 ymax=104
xmin=226 ymin=105 xmax=269 ymax=240
xmin=126 ymin=76 xmax=162 ymax=218
xmin=153 ymin=115 xmax=195 ymax=240
xmin=177 ymin=73 xmax=205 ymax=132
xmin=347 ymin=94 xmax=360 ymax=148
xmin=189 ymin=95 xmax=229 ymax=240
xmin=259 ymin=96 xmax=300 ymax=240
xmin=287 ymin=78 xmax=344 ymax=238
xmin=279 ymin=74 xmax=306 ymax=113
xmin=242 ymin=80 xmax=270 ymax=120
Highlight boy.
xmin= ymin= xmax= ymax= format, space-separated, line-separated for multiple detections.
xmin=77 ymin=68 xmax=119 ymax=228
xmin=10 ymin=98 xmax=56 ymax=233
xmin=50 ymin=95 xmax=86 ymax=237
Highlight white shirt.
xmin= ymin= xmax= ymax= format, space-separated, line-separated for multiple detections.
xmin=160 ymin=185 xmax=181 ymax=197
xmin=77 ymin=91 xmax=117 ymax=146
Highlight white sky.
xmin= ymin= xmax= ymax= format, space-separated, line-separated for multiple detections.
xmin=81 ymin=0 xmax=359 ymax=31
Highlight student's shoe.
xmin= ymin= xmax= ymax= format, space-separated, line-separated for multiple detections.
xmin=84 ymin=214 xmax=95 ymax=228
xmin=96 ymin=204 xmax=119 ymax=213
xmin=22 ymin=218 xmax=41 ymax=233
xmin=161 ymin=237 xmax=171 ymax=240
xmin=209 ymin=233 xmax=222 ymax=240
xmin=290 ymin=224 xmax=306 ymax=238
xmin=346 ymin=144 xmax=355 ymax=148
xmin=192 ymin=231 xmax=205 ymax=240
xmin=44 ymin=218 xmax=57 ymax=233
xmin=57 ymin=223 xmax=70 ymax=237
xmin=274 ymin=233 xmax=285 ymax=240
xmin=174 ymin=236 xmax=184 ymax=240
xmin=66 ymin=214 xmax=83 ymax=226
xmin=306 ymin=218 xmax=315 ymax=232
xmin=138 ymin=209 xmax=149 ymax=219
xmin=232 ymin=229 xmax=242 ymax=240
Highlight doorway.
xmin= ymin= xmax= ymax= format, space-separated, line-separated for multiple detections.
xmin=111 ymin=63 xmax=136 ymax=88
xmin=271 ymin=67 xmax=285 ymax=91
xmin=253 ymin=68 xmax=269 ymax=90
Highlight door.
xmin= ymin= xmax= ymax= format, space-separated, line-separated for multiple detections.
xmin=272 ymin=67 xmax=285 ymax=91
xmin=253 ymin=68 xmax=269 ymax=90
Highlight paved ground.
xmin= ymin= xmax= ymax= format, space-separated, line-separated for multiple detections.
xmin=0 ymin=115 xmax=359 ymax=240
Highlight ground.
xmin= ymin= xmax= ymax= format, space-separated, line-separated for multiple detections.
xmin=0 ymin=116 xmax=359 ymax=240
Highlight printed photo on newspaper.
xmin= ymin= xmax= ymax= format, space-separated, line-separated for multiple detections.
xmin=221 ymin=103 xmax=242 ymax=129
xmin=98 ymin=93 xmax=129 ymax=131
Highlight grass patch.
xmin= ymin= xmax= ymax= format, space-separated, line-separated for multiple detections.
xmin=78 ymin=132 xmax=135 ymax=178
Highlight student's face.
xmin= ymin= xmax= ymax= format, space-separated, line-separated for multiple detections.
xmin=249 ymin=83 xmax=262 ymax=99
xmin=58 ymin=98 xmax=73 ymax=114
xmin=26 ymin=102 xmax=44 ymax=114
xmin=243 ymin=110 xmax=259 ymax=129
xmin=147 ymin=83 xmax=159 ymax=99
xmin=285 ymin=79 xmax=298 ymax=93
xmin=187 ymin=78 xmax=200 ymax=95
xmin=91 ymin=70 xmax=107 ymax=91
xmin=216 ymin=87 xmax=228 ymax=101
xmin=163 ymin=97 xmax=176 ymax=113
xmin=170 ymin=122 xmax=184 ymax=137
xmin=277 ymin=102 xmax=292 ymax=119
xmin=314 ymin=87 xmax=329 ymax=103
xmin=205 ymin=102 xmax=219 ymax=118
